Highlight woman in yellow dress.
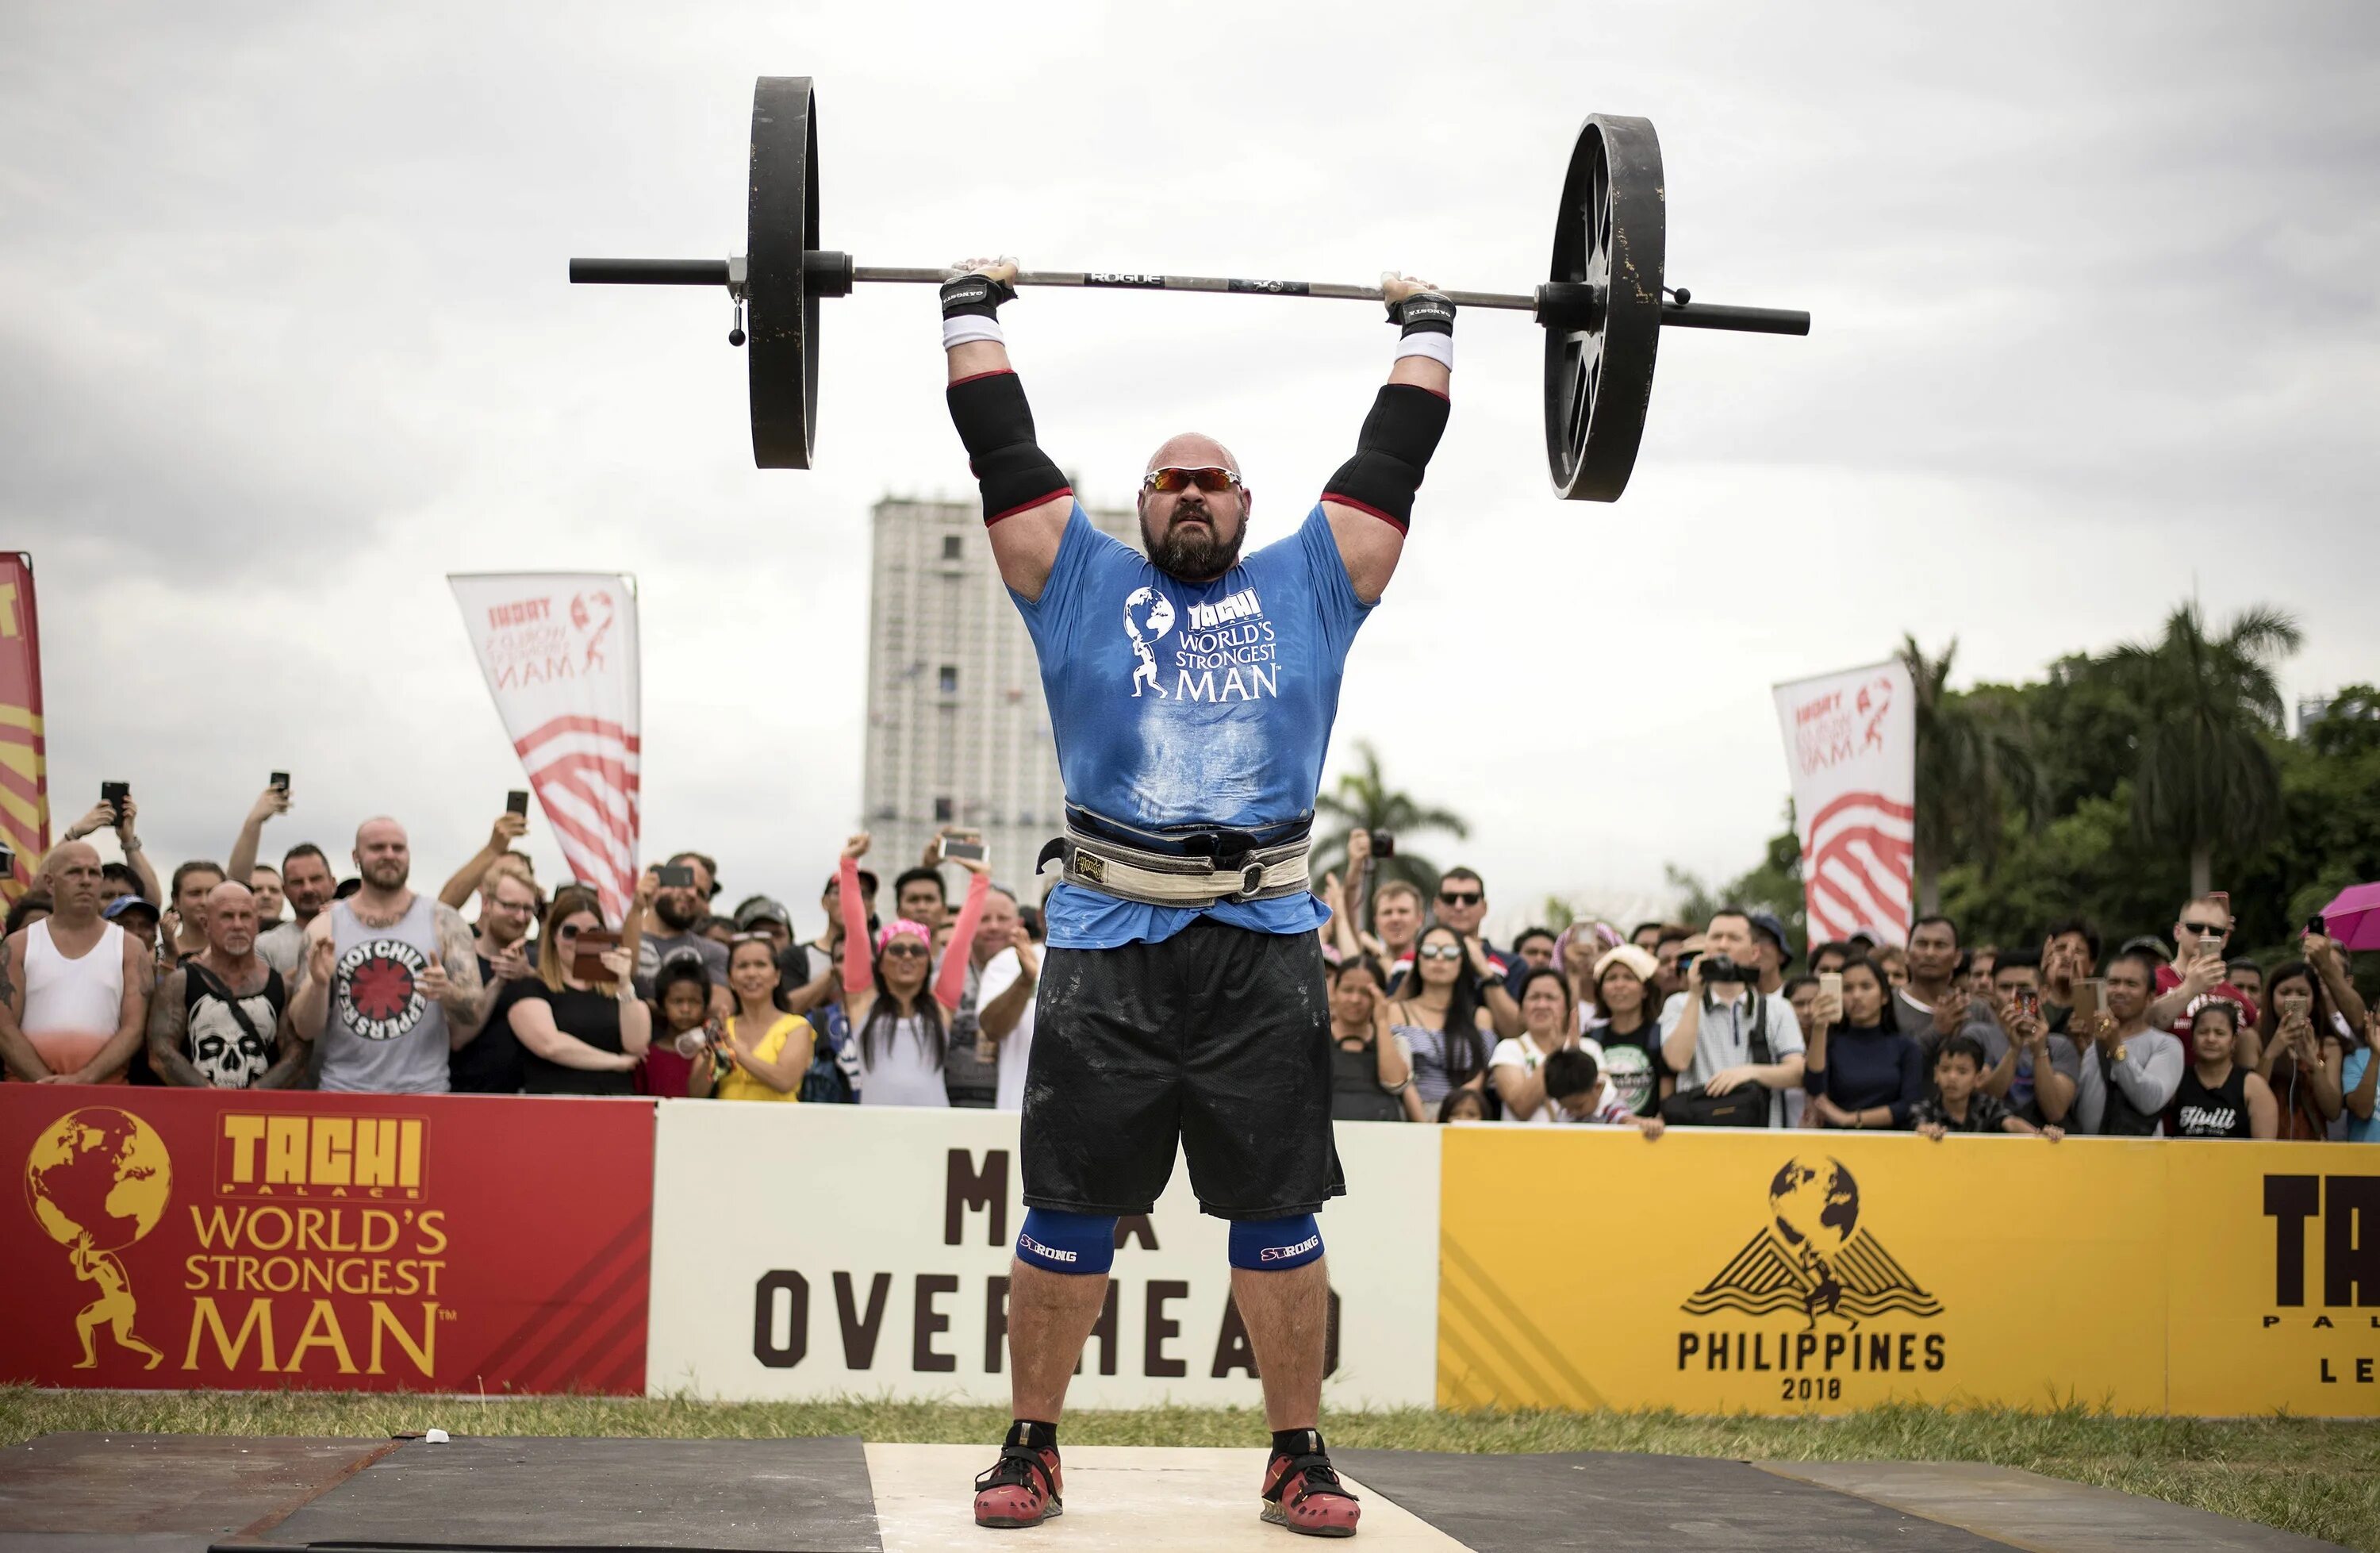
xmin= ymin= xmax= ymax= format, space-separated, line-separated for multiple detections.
xmin=710 ymin=933 xmax=814 ymax=1102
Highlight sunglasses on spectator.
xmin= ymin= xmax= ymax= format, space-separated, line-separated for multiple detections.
xmin=1438 ymin=890 xmax=1482 ymax=906
xmin=1141 ymin=465 xmax=1242 ymax=494
xmin=881 ymin=941 xmax=929 ymax=960
xmin=1416 ymin=943 xmax=1465 ymax=961
xmin=2182 ymin=921 xmax=2226 ymax=936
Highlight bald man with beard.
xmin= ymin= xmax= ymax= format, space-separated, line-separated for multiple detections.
xmin=289 ymin=817 xmax=483 ymax=1094
xmin=938 ymin=259 xmax=1453 ymax=1536
xmin=0 ymin=841 xmax=152 ymax=1082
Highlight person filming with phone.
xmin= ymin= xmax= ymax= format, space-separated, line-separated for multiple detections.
xmin=2070 ymin=947 xmax=2186 ymax=1135
xmin=2148 ymin=892 xmax=2260 ymax=1037
xmin=505 ymin=887 xmax=651 ymax=1095
xmin=632 ymin=851 xmax=730 ymax=1005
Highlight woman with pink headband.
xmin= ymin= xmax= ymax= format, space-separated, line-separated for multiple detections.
xmin=835 ymin=832 xmax=991 ymax=1106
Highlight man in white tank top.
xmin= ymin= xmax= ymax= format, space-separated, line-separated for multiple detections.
xmin=0 ymin=842 xmax=152 ymax=1082
xmin=288 ymin=817 xmax=485 ymax=1094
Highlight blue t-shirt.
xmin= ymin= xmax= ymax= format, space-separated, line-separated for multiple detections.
xmin=2344 ymin=1049 xmax=2380 ymax=1143
xmin=1012 ymin=502 xmax=1372 ymax=948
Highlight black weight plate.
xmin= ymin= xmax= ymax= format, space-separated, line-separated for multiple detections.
xmin=1544 ymin=114 xmax=1664 ymax=502
xmin=748 ymin=76 xmax=819 ymax=468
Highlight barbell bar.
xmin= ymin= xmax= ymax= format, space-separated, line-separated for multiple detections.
xmin=570 ymin=77 xmax=1810 ymax=501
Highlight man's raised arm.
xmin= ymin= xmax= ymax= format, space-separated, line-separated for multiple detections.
xmin=1321 ymin=275 xmax=1453 ymax=605
xmin=942 ymin=258 xmax=1072 ymax=603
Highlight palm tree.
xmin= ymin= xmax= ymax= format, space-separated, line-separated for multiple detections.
xmin=2104 ymin=601 xmax=2301 ymax=898
xmin=1311 ymin=741 xmax=1470 ymax=910
xmin=1899 ymin=635 xmax=2040 ymax=916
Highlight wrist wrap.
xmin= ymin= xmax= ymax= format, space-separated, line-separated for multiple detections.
xmin=1320 ymin=382 xmax=1451 ymax=532
xmin=940 ymin=273 xmax=1016 ymax=321
xmin=1390 ymin=291 xmax=1454 ymax=369
xmin=947 ymin=370 xmax=1071 ymax=525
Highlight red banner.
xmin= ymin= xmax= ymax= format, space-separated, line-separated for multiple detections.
xmin=1 ymin=1087 xmax=654 ymax=1393
xmin=0 ymin=553 xmax=47 ymax=898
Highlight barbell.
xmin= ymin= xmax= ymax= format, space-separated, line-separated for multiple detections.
xmin=571 ymin=77 xmax=1810 ymax=502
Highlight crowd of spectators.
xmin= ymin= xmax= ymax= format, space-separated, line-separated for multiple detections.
xmin=2 ymin=793 xmax=2371 ymax=1146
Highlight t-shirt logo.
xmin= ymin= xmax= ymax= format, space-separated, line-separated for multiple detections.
xmin=1119 ymin=582 xmax=1281 ymax=704
xmin=1122 ymin=586 xmax=1177 ymax=698
xmin=335 ymin=939 xmax=431 ymax=1043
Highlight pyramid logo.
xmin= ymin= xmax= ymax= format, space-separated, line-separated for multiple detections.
xmin=1681 ymin=1156 xmax=1941 ymax=1330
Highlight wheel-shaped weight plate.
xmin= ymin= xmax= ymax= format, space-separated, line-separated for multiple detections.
xmin=1544 ymin=114 xmax=1664 ymax=502
xmin=748 ymin=76 xmax=820 ymax=468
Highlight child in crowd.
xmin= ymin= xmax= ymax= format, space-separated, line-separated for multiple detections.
xmin=643 ymin=959 xmax=712 ymax=1098
xmin=1437 ymin=1090 xmax=1490 ymax=1123
xmin=1542 ymin=1048 xmax=1666 ymax=1136
xmin=1914 ymin=1035 xmax=2062 ymax=1140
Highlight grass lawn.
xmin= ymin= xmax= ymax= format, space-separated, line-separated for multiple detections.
xmin=5 ymin=1388 xmax=2378 ymax=1550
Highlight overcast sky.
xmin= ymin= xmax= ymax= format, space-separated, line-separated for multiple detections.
xmin=4 ymin=2 xmax=2374 ymax=936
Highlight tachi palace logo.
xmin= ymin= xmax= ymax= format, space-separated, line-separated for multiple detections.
xmin=1683 ymin=1156 xmax=1941 ymax=1328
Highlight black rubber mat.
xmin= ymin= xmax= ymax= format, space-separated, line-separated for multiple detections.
xmin=1334 ymin=1447 xmax=2012 ymax=1551
xmin=248 ymin=1436 xmax=879 ymax=1552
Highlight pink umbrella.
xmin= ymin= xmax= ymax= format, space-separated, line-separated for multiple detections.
xmin=2317 ymin=883 xmax=2380 ymax=951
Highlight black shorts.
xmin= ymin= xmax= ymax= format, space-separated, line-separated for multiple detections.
xmin=1022 ymin=917 xmax=1343 ymax=1221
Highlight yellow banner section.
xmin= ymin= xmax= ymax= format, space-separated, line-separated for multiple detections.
xmin=1440 ymin=1129 xmax=2174 ymax=1415
xmin=2163 ymin=1144 xmax=2380 ymax=1415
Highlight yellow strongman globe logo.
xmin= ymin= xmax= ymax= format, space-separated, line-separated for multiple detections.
xmin=25 ymin=1107 xmax=173 ymax=1251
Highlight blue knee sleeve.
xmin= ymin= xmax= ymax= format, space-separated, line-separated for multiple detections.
xmin=1017 ymin=1209 xmax=1117 ymax=1275
xmin=1229 ymin=1213 xmax=1324 ymax=1271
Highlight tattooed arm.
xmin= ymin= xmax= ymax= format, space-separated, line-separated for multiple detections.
xmin=257 ymin=1000 xmax=309 ymax=1090
xmin=146 ymin=967 xmax=209 ymax=1086
xmin=0 ymin=931 xmax=48 ymax=1081
xmin=429 ymin=904 xmax=488 ymax=1047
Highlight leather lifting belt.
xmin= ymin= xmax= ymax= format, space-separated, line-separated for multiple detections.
xmin=1036 ymin=805 xmax=1313 ymax=909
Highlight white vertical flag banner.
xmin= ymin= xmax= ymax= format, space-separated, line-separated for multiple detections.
xmin=448 ymin=573 xmax=642 ymax=925
xmin=1773 ymin=659 xmax=1916 ymax=946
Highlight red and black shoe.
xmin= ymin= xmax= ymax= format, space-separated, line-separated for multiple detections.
xmin=1261 ymin=1450 xmax=1361 ymax=1538
xmin=973 ymin=1443 xmax=1063 ymax=1529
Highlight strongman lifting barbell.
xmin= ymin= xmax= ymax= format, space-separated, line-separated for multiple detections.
xmin=570 ymin=76 xmax=1810 ymax=502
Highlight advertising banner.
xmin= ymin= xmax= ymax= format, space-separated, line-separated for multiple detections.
xmin=1438 ymin=1128 xmax=2170 ymax=1415
xmin=447 ymin=572 xmax=641 ymax=926
xmin=645 ymin=1104 xmax=1440 ymax=1409
xmin=0 ymin=552 xmax=49 ymax=897
xmin=1772 ymin=659 xmax=1916 ymax=945
xmin=1 ymin=1087 xmax=654 ymax=1393
xmin=2163 ymin=1143 xmax=2380 ymax=1417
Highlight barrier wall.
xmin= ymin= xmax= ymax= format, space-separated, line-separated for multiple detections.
xmin=1438 ymin=1128 xmax=2380 ymax=1417
xmin=643 ymin=1103 xmax=1441 ymax=1408
xmin=2 ymin=1086 xmax=655 ymax=1393
xmin=7 ymin=1084 xmax=2374 ymax=1417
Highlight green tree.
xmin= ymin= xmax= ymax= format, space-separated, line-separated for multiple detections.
xmin=1899 ymin=635 xmax=2041 ymax=916
xmin=1311 ymin=741 xmax=1469 ymax=906
xmin=2104 ymin=602 xmax=2302 ymax=899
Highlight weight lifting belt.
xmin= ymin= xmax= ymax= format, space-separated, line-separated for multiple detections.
xmin=1035 ymin=804 xmax=1312 ymax=908
xmin=1320 ymin=382 xmax=1451 ymax=532
xmin=947 ymin=370 xmax=1073 ymax=525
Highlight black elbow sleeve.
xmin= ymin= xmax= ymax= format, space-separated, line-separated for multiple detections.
xmin=1320 ymin=382 xmax=1451 ymax=531
xmin=947 ymin=370 xmax=1071 ymax=524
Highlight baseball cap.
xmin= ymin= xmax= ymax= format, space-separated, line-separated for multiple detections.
xmin=104 ymin=895 xmax=161 ymax=924
xmin=1748 ymin=911 xmax=1796 ymax=967
xmin=734 ymin=896 xmax=793 ymax=931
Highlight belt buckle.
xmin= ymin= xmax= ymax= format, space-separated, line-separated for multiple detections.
xmin=1220 ymin=853 xmax=1266 ymax=902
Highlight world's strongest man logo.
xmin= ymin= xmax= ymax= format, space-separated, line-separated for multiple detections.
xmin=334 ymin=938 xmax=432 ymax=1043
